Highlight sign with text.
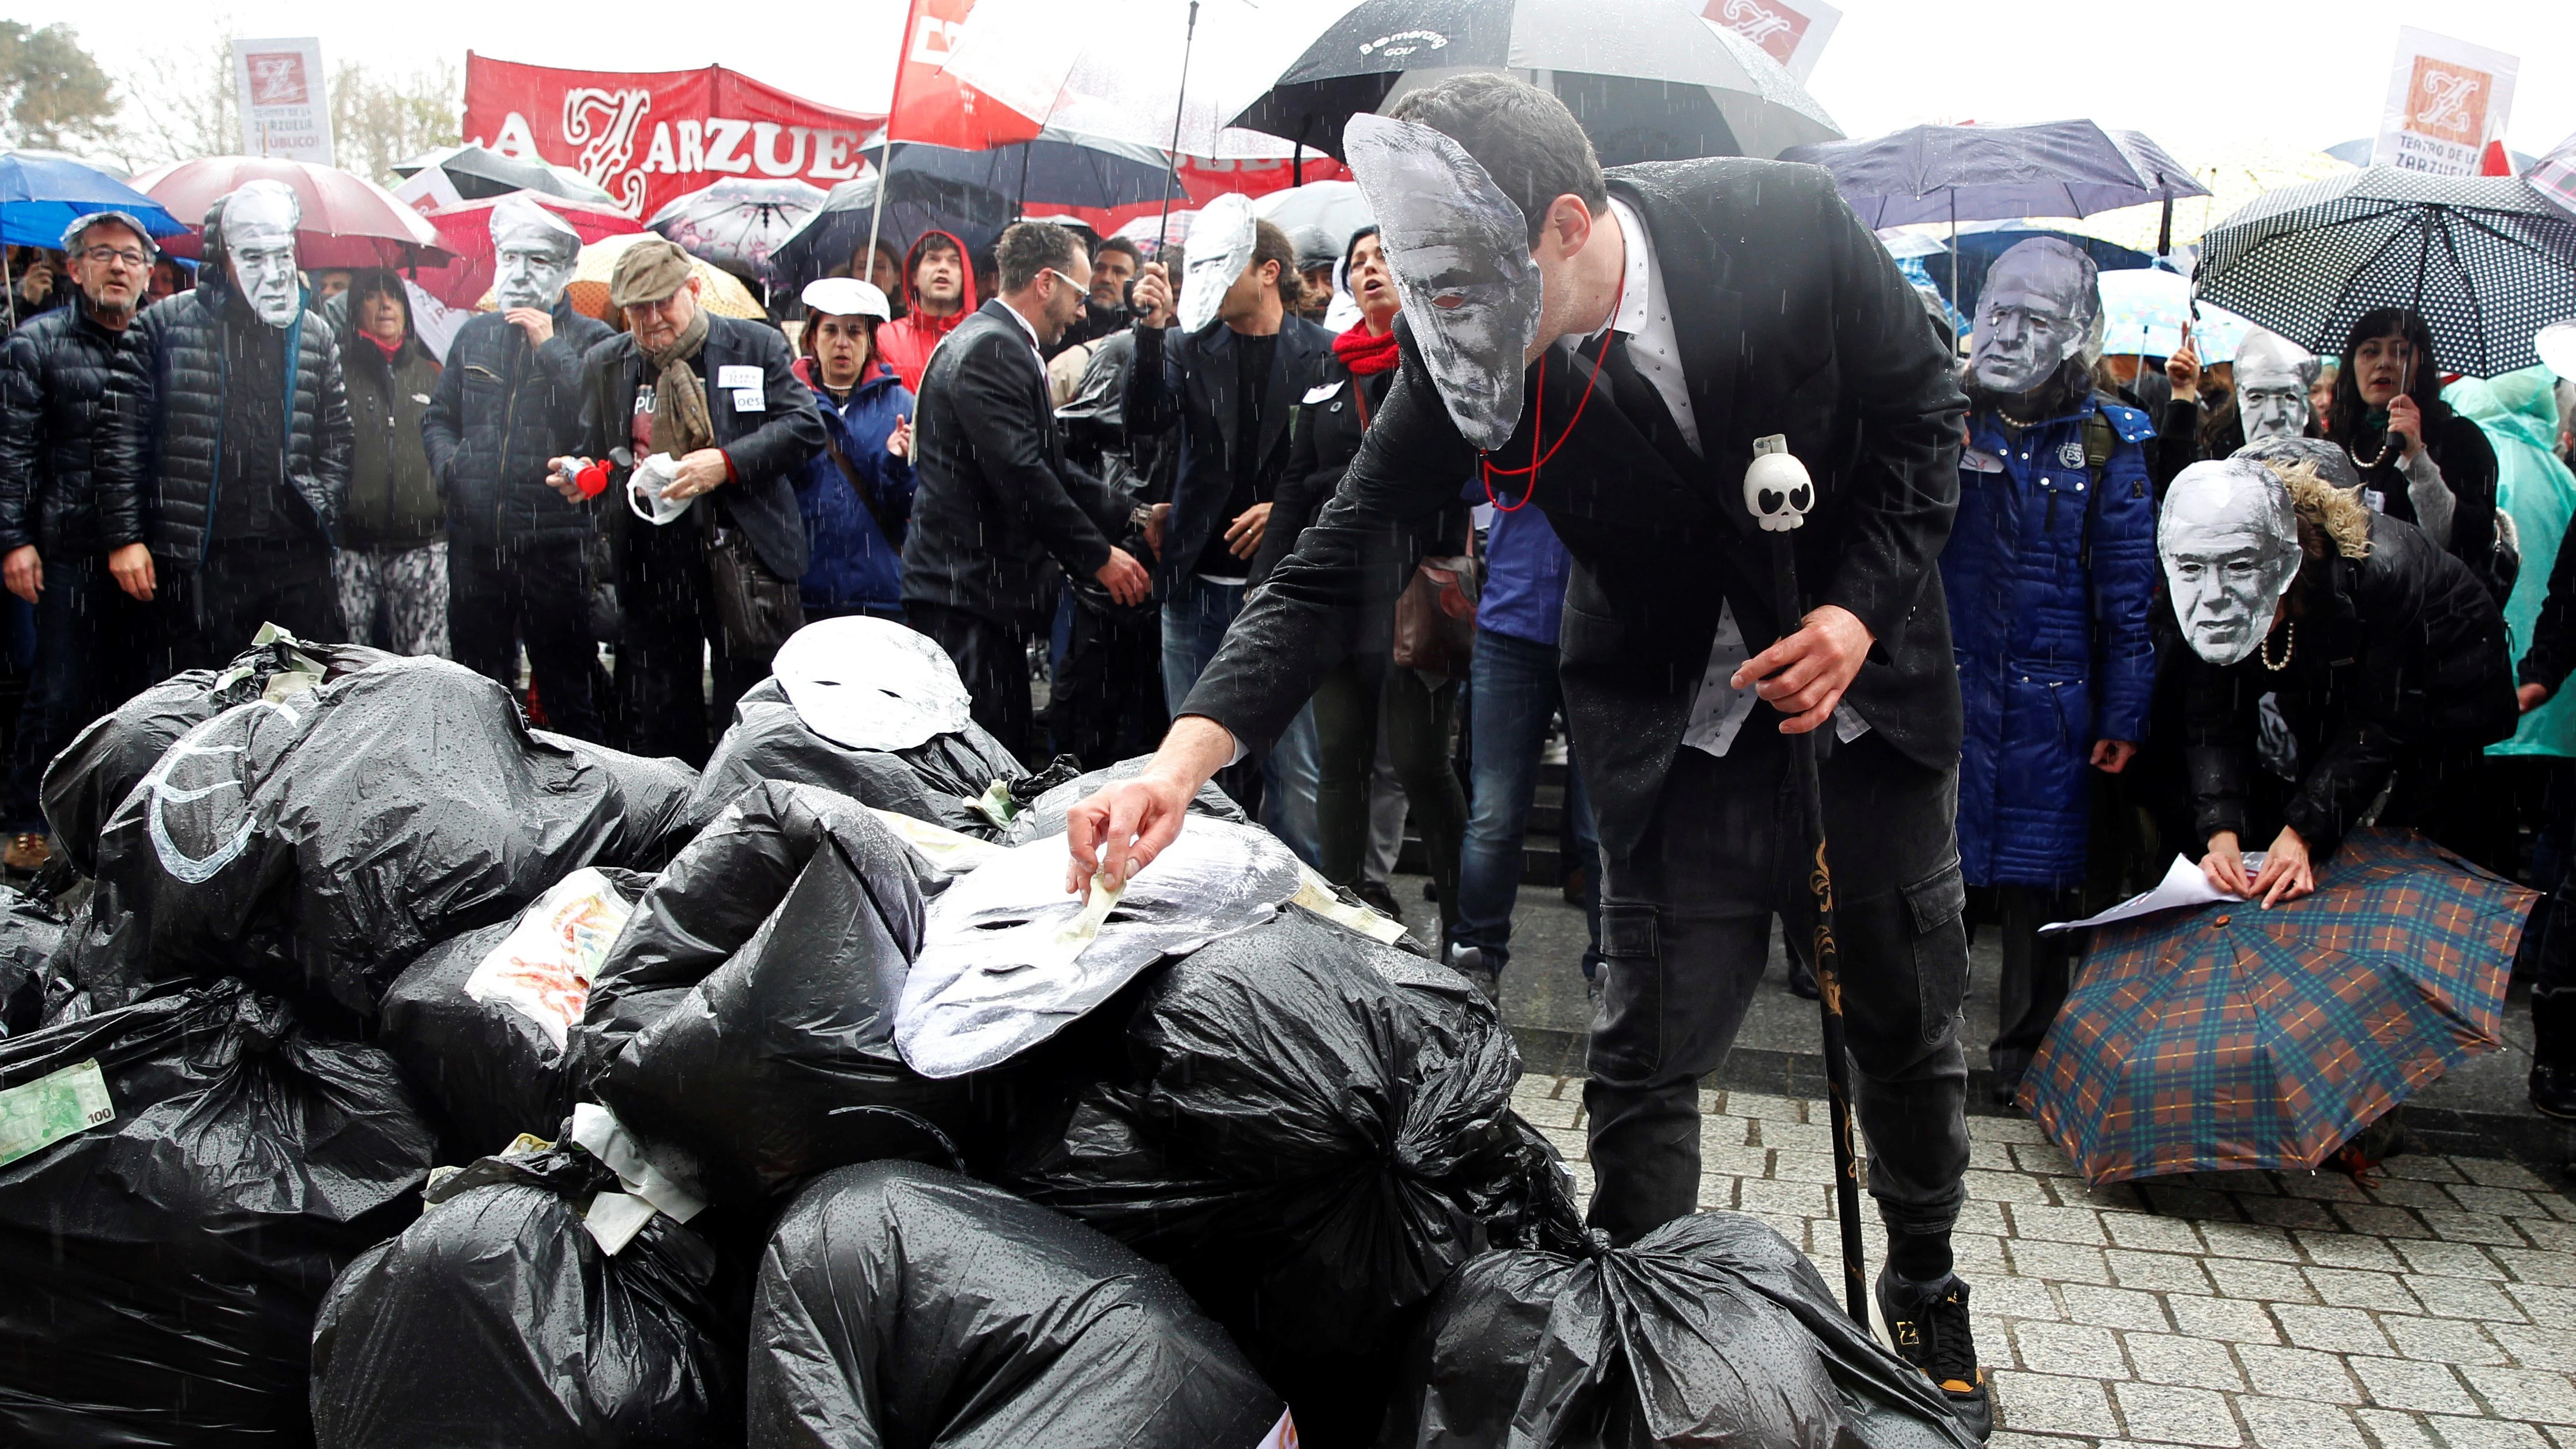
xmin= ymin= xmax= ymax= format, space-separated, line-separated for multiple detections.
xmin=2371 ymin=27 xmax=2517 ymax=175
xmin=1701 ymin=0 xmax=1841 ymax=82
xmin=233 ymin=37 xmax=334 ymax=165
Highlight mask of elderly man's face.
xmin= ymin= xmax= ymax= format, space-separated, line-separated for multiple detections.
xmin=2234 ymin=435 xmax=2363 ymax=494
xmin=1969 ymin=239 xmax=2097 ymax=396
xmin=1344 ymin=113 xmax=1543 ymax=452
xmin=491 ymin=205 xmax=579 ymax=313
xmin=224 ymin=181 xmax=303 ymax=329
xmin=2160 ymin=459 xmax=2302 ymax=666
xmin=1179 ymin=193 xmax=1256 ymax=336
xmin=2235 ymin=330 xmax=2314 ymax=445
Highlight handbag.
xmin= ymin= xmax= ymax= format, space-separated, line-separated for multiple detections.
xmin=819 ymin=420 xmax=910 ymax=549
xmin=1391 ymin=552 xmax=1479 ymax=678
xmin=701 ymin=504 xmax=806 ymax=653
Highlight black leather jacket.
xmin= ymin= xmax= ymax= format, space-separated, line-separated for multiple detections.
xmin=421 ymin=298 xmax=613 ymax=549
xmin=0 ymin=302 xmax=137 ymax=557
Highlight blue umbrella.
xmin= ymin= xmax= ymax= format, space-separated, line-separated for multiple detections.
xmin=0 ymin=150 xmax=185 ymax=250
xmin=862 ymin=128 xmax=1183 ymax=212
xmin=1916 ymin=223 xmax=2153 ymax=336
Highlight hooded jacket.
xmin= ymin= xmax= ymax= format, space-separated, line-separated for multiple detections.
xmin=421 ymin=294 xmax=615 ymax=550
xmin=331 ymin=273 xmax=445 ymax=551
xmin=790 ymin=353 xmax=916 ymax=614
xmin=2454 ymin=371 xmax=2576 ymax=759
xmin=99 ymin=195 xmax=351 ymax=565
xmin=872 ymin=231 xmax=976 ymax=396
xmin=0 ymin=299 xmax=135 ymax=558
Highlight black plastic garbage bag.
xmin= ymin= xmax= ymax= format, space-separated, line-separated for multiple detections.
xmin=0 ymin=978 xmax=433 ymax=1447
xmin=750 ymin=1160 xmax=1290 ymax=1449
xmin=79 ymin=656 xmax=698 ymax=1015
xmin=584 ymin=780 xmax=973 ymax=1204
xmin=381 ymin=867 xmax=654 ymax=1158
xmin=683 ymin=676 xmax=1025 ymax=837
xmin=311 ymin=1136 xmax=740 ymax=1448
xmin=1000 ymin=752 xmax=1245 ymax=845
xmin=0 ymin=887 xmax=69 ymax=1036
xmin=1383 ymin=1211 xmax=1979 ymax=1449
xmin=42 ymin=634 xmax=395 ymax=877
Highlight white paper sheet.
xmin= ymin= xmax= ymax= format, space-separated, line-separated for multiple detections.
xmin=2040 ymin=853 xmax=2259 ymax=934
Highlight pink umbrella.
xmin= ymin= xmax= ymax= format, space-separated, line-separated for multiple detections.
xmin=411 ymin=190 xmax=645 ymax=310
xmin=133 ymin=156 xmax=451 ymax=269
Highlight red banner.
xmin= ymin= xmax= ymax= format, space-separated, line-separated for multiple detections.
xmin=886 ymin=0 xmax=1044 ymax=151
xmin=461 ymin=53 xmax=886 ymax=220
xmin=1061 ymin=154 xmax=1351 ymax=239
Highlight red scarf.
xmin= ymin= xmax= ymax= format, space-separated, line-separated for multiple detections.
xmin=1333 ymin=321 xmax=1399 ymax=376
xmin=367 ymin=333 xmax=404 ymax=362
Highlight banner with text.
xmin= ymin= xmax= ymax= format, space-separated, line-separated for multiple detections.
xmin=234 ymin=37 xmax=334 ymax=165
xmin=2371 ymin=27 xmax=2518 ymax=176
xmin=461 ymin=54 xmax=886 ymax=218
xmin=1701 ymin=0 xmax=1841 ymax=82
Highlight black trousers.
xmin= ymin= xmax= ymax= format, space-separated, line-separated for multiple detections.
xmin=1046 ymin=588 xmax=1165 ymax=772
xmin=619 ymin=524 xmax=768 ymax=767
xmin=1981 ymin=885 xmax=2084 ymax=1091
xmin=450 ymin=535 xmax=601 ymax=742
xmin=912 ymin=600 xmax=1034 ymax=765
xmin=165 ymin=537 xmax=344 ymax=672
xmin=1313 ymin=655 xmax=1466 ymax=938
xmin=1584 ymin=725 xmax=1971 ymax=1247
xmin=5 ymin=556 xmax=153 ymax=831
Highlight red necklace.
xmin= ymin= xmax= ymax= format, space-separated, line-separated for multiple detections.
xmin=1481 ymin=276 xmax=1625 ymax=513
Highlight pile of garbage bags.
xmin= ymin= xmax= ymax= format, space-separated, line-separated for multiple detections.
xmin=0 ymin=618 xmax=1974 ymax=1448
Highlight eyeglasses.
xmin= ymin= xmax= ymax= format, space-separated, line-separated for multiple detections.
xmin=78 ymin=246 xmax=150 ymax=269
xmin=1046 ymin=267 xmax=1089 ymax=295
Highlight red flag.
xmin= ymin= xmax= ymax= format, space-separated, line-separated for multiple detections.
xmin=885 ymin=0 xmax=1043 ymax=150
xmin=2481 ymin=138 xmax=2514 ymax=176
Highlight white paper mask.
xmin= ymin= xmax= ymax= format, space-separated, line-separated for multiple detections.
xmin=1969 ymin=238 xmax=2100 ymax=397
xmin=625 ymin=454 xmax=694 ymax=526
xmin=2235 ymin=329 xmax=2317 ymax=445
xmin=771 ymin=615 xmax=973 ymax=752
xmin=1178 ymin=192 xmax=1257 ymax=336
xmin=2234 ymin=435 xmax=2360 ymax=493
xmin=490 ymin=195 xmax=581 ymax=313
xmin=1344 ymin=112 xmax=1542 ymax=452
xmin=895 ymin=815 xmax=1302 ymax=1079
xmin=2159 ymin=458 xmax=2302 ymax=667
xmin=223 ymin=179 xmax=303 ymax=329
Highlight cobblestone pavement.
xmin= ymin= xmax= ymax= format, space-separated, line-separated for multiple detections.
xmin=1511 ymin=1074 xmax=2576 ymax=1449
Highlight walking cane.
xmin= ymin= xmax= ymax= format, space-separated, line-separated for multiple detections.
xmin=1746 ymin=435 xmax=1870 ymax=1329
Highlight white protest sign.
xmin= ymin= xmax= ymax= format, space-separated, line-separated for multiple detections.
xmin=234 ymin=37 xmax=336 ymax=165
xmin=2370 ymin=27 xmax=2517 ymax=176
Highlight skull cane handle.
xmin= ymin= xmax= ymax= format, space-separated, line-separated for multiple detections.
xmin=1745 ymin=434 xmax=1814 ymax=533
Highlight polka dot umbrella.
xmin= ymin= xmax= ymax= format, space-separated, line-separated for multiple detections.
xmin=2194 ymin=167 xmax=2576 ymax=379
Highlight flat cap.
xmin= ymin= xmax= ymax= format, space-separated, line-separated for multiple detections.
xmin=609 ymin=237 xmax=694 ymax=308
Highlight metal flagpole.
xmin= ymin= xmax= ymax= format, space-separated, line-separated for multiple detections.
xmin=865 ymin=0 xmax=933 ymax=291
xmin=1154 ymin=1 xmax=1203 ymax=249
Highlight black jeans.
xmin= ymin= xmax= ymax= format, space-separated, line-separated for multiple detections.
xmin=1048 ymin=586 xmax=1165 ymax=771
xmin=618 ymin=523 xmax=767 ymax=767
xmin=1584 ymin=726 xmax=1971 ymax=1247
xmin=912 ymin=600 xmax=1034 ymax=764
xmin=451 ymin=536 xmax=601 ymax=742
xmin=165 ymin=537 xmax=344 ymax=672
xmin=1313 ymin=655 xmax=1465 ymax=938
xmin=5 ymin=556 xmax=152 ymax=831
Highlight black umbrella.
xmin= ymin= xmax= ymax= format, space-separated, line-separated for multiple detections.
xmin=1230 ymin=0 xmax=1841 ymax=165
xmin=861 ymin=128 xmax=1184 ymax=212
xmin=391 ymin=145 xmax=616 ymax=206
xmin=771 ymin=172 xmax=1020 ymax=294
xmin=2195 ymin=167 xmax=2576 ymax=378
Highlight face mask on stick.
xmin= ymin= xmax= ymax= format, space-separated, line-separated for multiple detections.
xmin=1343 ymin=113 xmax=1543 ymax=452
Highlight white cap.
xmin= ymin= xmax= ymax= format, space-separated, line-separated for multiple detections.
xmin=801 ymin=276 xmax=891 ymax=321
xmin=2537 ymin=321 xmax=2576 ymax=382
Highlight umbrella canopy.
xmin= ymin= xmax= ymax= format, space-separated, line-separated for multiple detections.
xmin=2196 ymin=167 xmax=2576 ymax=378
xmin=410 ymin=190 xmax=648 ymax=311
xmin=0 ymin=150 xmax=186 ymax=250
xmin=1892 ymin=222 xmax=2152 ymax=328
xmin=1782 ymin=121 xmax=2208 ymax=229
xmin=1230 ymin=0 xmax=1839 ymax=165
xmin=2023 ymin=830 xmax=2532 ymax=1186
xmin=864 ymin=129 xmax=1182 ymax=212
xmin=2043 ymin=139 xmax=2355 ymax=256
xmin=647 ymin=177 xmax=828 ymax=290
xmin=131 ymin=156 xmax=450 ymax=269
xmin=2092 ymin=269 xmax=2257 ymax=362
xmin=770 ymin=172 xmax=1019 ymax=295
xmin=564 ymin=231 xmax=764 ymax=325
xmin=391 ymin=145 xmax=615 ymax=208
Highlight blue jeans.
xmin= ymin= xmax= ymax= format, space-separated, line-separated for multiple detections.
xmin=1161 ymin=574 xmax=1321 ymax=865
xmin=1455 ymin=628 xmax=1600 ymax=975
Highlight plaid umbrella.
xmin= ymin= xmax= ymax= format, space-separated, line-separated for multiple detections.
xmin=2021 ymin=830 xmax=2533 ymax=1186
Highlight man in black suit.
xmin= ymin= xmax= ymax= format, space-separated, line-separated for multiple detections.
xmin=901 ymin=222 xmax=1150 ymax=761
xmin=1064 ymin=77 xmax=1989 ymax=1437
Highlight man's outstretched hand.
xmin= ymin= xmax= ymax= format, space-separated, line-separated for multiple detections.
xmin=1731 ymin=604 xmax=1873 ymax=734
xmin=1063 ymin=715 xmax=1237 ymax=895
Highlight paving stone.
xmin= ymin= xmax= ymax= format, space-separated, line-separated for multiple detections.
xmin=2334 ymin=1202 xmax=2436 ymax=1239
xmin=2304 ymin=1267 xmax=2424 ymax=1313
xmin=2516 ymin=1218 xmax=2576 ymax=1255
xmin=2237 ymin=1342 xmax=2363 ymax=1402
xmin=1771 ymin=1151 xmax=1843 ymax=1184
xmin=2165 ymin=1293 xmax=2280 ymax=1346
xmin=1968 ymin=1139 xmax=2018 ymax=1172
xmin=2384 ymin=1156 xmax=2469 ymax=1183
xmin=2491 ymin=1325 xmax=2576 ymax=1372
xmin=2198 ymin=1221 xmax=2301 ymax=1262
xmin=2234 ymin=1395 xmax=2366 ymax=1449
xmin=2185 ymin=1169 xmax=2278 ymax=1195
xmin=2497 ymin=1249 xmax=2576 ymax=1289
xmin=2370 ymin=1176 xmax=2466 ymax=1211
xmin=1754 ymin=1119 xmax=1833 ymax=1152
xmin=1738 ymin=1177 xmax=1829 ymax=1218
xmin=1989 ymin=1434 xmax=2091 ymax=1449
xmin=2349 ymin=1356 xmax=2480 ymax=1414
xmin=1975 ymin=1270 xmax=2065 ymax=1322
xmin=2012 ymin=1204 xmax=2110 ymax=1246
xmin=2461 ymin=1366 xmax=2576 ymax=1424
xmin=1991 ymin=1371 xmax=2118 ymax=1437
xmin=1957 ymin=1199 xmax=2013 ymax=1237
xmin=2062 ymin=1180 xmax=2148 ymax=1213
xmin=2280 ymin=1172 xmax=2372 ymax=1203
xmin=1700 ymin=1114 xmax=1755 ymax=1148
xmin=2120 ymin=1332 xmax=2245 ymax=1391
xmin=2453 ymin=1185 xmax=2551 ymax=1220
xmin=2012 ymin=1139 xmax=2079 ymax=1176
xmin=2394 ymin=1240 xmax=2509 ymax=1280
xmin=2405 ymin=1274 xmax=2530 ymax=1323
xmin=2109 ymin=1248 xmax=2217 ymax=1296
xmin=2243 ymin=1194 xmax=2344 ymax=1230
xmin=1537 ymin=1125 xmax=1589 ymax=1161
xmin=2013 ymin=1321 xmax=2129 ymax=1381
xmin=1694 ymin=1177 xmax=1741 ymax=1211
xmin=2531 ymin=1192 xmax=2576 ymax=1223
xmin=1969 ymin=1168 xmax=2056 ymax=1205
xmin=2140 ymin=1184 xmax=2247 ymax=1221
xmin=1511 ymin=1093 xmax=1579 ymax=1130
xmin=2008 ymin=1239 xmax=2115 ymax=1286
xmin=2109 ymin=1381 xmax=2240 ymax=1446
xmin=1704 ymin=1144 xmax=1773 ymax=1177
xmin=2061 ymin=1284 xmax=2171 ymax=1333
xmin=2206 ymin=1256 xmax=2320 ymax=1304
xmin=2506 ymin=1282 xmax=2576 ymax=1319
xmin=2457 ymin=1161 xmax=2554 ymax=1192
xmin=2424 ymin=1210 xmax=2536 ymax=1247
xmin=2103 ymin=1213 xmax=2205 ymax=1254
xmin=1722 ymin=1092 xmax=1806 ymax=1121
xmin=1952 ymin=1233 xmax=2012 ymax=1276
xmin=2355 ymin=1406 xmax=2444 ymax=1449
xmin=2379 ymin=1314 xmax=2507 ymax=1367
xmin=2424 ymin=1414 xmax=2554 ymax=1449
xmin=2298 ymin=1231 xmax=2408 ymax=1273
xmin=1971 ymin=1115 xmax=2050 ymax=1145
xmin=2276 ymin=1304 xmax=2397 ymax=1356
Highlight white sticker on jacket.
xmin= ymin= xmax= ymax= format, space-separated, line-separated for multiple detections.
xmin=732 ymin=387 xmax=764 ymax=412
xmin=715 ymin=364 xmax=762 ymax=390
xmin=1302 ymin=380 xmax=1345 ymax=404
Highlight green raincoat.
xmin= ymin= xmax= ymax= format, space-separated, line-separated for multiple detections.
xmin=2451 ymin=369 xmax=2576 ymax=757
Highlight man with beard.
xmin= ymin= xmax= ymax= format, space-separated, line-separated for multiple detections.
xmin=0 ymin=210 xmax=163 ymax=870
xmin=1060 ymin=76 xmax=1991 ymax=1436
xmin=423 ymin=196 xmax=613 ymax=737
xmin=1048 ymin=236 xmax=1140 ymax=359
xmin=101 ymin=179 xmax=351 ymax=669
xmin=875 ymin=231 xmax=976 ymax=394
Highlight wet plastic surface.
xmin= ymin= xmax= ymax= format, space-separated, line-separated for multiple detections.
xmin=683 ymin=675 xmax=1026 ymax=837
